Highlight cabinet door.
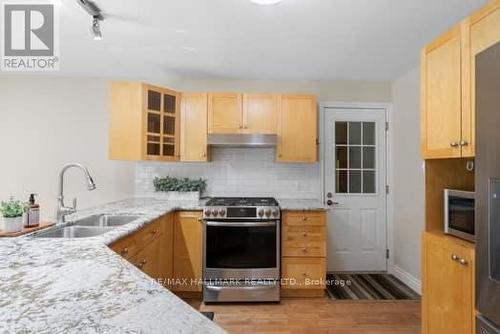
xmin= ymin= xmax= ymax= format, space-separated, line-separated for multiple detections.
xmin=172 ymin=211 xmax=203 ymax=292
xmin=422 ymin=234 xmax=474 ymax=334
xmin=282 ymin=257 xmax=326 ymax=290
xmin=462 ymin=2 xmax=500 ymax=158
xmin=242 ymin=94 xmax=278 ymax=134
xmin=143 ymin=85 xmax=180 ymax=161
xmin=180 ymin=93 xmax=208 ymax=162
xmin=129 ymin=235 xmax=162 ymax=280
xmin=208 ymin=93 xmax=242 ymax=134
xmin=421 ymin=26 xmax=462 ymax=159
xmin=277 ymin=95 xmax=317 ymax=163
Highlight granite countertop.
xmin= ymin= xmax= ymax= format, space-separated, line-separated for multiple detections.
xmin=277 ymin=199 xmax=330 ymax=211
xmin=0 ymin=198 xmax=224 ymax=334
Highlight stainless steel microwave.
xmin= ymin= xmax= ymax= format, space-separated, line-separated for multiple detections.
xmin=444 ymin=189 xmax=475 ymax=242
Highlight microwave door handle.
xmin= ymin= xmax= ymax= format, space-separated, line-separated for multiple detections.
xmin=205 ymin=221 xmax=277 ymax=227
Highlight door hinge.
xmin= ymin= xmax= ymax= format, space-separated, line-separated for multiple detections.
xmin=385 ymin=185 xmax=390 ymax=194
xmin=385 ymin=122 xmax=389 ymax=132
xmin=386 ymin=249 xmax=390 ymax=259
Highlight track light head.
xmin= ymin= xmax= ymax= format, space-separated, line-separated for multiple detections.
xmin=91 ymin=16 xmax=102 ymax=40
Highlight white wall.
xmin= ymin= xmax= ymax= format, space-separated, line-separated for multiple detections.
xmin=174 ymin=78 xmax=392 ymax=102
xmin=390 ymin=67 xmax=425 ymax=282
xmin=136 ymin=148 xmax=320 ymax=199
xmin=0 ymin=76 xmax=136 ymax=220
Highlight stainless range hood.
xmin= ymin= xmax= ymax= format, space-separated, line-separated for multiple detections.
xmin=207 ymin=134 xmax=277 ymax=148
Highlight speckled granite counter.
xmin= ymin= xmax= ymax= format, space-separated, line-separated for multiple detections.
xmin=277 ymin=199 xmax=330 ymax=211
xmin=0 ymin=198 xmax=224 ymax=334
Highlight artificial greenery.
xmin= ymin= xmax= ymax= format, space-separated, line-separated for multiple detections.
xmin=0 ymin=198 xmax=26 ymax=218
xmin=153 ymin=176 xmax=207 ymax=193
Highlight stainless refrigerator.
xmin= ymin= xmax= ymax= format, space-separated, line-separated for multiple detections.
xmin=476 ymin=41 xmax=500 ymax=333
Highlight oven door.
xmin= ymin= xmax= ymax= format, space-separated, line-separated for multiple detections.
xmin=203 ymin=220 xmax=280 ymax=280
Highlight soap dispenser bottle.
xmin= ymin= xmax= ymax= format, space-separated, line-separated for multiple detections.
xmin=26 ymin=194 xmax=40 ymax=227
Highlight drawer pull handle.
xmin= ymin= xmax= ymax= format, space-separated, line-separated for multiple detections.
xmin=302 ymin=248 xmax=307 ymax=253
xmin=121 ymin=247 xmax=129 ymax=254
xmin=151 ymin=229 xmax=158 ymax=235
xmin=136 ymin=259 xmax=147 ymax=269
xmin=302 ymin=272 xmax=307 ymax=277
xmin=450 ymin=142 xmax=459 ymax=148
xmin=303 ymin=232 xmax=308 ymax=237
xmin=302 ymin=217 xmax=309 ymax=221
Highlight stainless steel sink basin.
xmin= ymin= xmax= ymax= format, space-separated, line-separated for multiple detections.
xmin=73 ymin=214 xmax=142 ymax=227
xmin=32 ymin=226 xmax=114 ymax=238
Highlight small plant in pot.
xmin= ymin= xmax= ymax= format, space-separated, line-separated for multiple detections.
xmin=153 ymin=176 xmax=207 ymax=200
xmin=0 ymin=198 xmax=27 ymax=233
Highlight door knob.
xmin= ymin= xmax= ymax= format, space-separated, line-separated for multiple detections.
xmin=327 ymin=200 xmax=339 ymax=206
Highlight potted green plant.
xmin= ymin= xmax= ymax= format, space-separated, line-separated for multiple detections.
xmin=0 ymin=198 xmax=26 ymax=233
xmin=153 ymin=176 xmax=207 ymax=200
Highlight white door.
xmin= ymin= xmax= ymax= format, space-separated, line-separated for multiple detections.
xmin=324 ymin=108 xmax=387 ymax=272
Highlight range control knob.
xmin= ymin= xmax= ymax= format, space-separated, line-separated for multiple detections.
xmin=272 ymin=209 xmax=279 ymax=217
xmin=264 ymin=209 xmax=271 ymax=217
xmin=212 ymin=209 xmax=219 ymax=217
xmin=258 ymin=209 xmax=264 ymax=217
xmin=204 ymin=209 xmax=211 ymax=217
xmin=219 ymin=209 xmax=226 ymax=217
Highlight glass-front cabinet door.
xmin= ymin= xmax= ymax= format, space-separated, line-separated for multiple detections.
xmin=144 ymin=85 xmax=180 ymax=161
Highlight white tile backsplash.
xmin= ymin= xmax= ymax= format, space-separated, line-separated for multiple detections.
xmin=135 ymin=148 xmax=321 ymax=199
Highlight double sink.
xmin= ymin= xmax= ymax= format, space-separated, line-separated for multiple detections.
xmin=32 ymin=214 xmax=142 ymax=239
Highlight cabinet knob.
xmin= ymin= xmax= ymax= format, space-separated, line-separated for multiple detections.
xmin=450 ymin=142 xmax=459 ymax=148
xmin=302 ymin=272 xmax=307 ymax=277
xmin=302 ymin=247 xmax=307 ymax=253
xmin=202 ymin=152 xmax=207 ymax=157
xmin=303 ymin=232 xmax=308 ymax=237
xmin=239 ymin=125 xmax=243 ymax=129
xmin=459 ymin=258 xmax=468 ymax=266
xmin=302 ymin=217 xmax=309 ymax=221
xmin=451 ymin=254 xmax=459 ymax=261
xmin=151 ymin=229 xmax=158 ymax=235
xmin=460 ymin=140 xmax=469 ymax=147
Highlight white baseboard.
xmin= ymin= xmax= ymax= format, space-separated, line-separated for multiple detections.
xmin=390 ymin=265 xmax=421 ymax=295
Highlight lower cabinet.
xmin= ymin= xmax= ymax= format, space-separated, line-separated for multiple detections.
xmin=172 ymin=211 xmax=203 ymax=294
xmin=421 ymin=231 xmax=475 ymax=334
xmin=110 ymin=213 xmax=173 ymax=285
xmin=281 ymin=210 xmax=327 ymax=297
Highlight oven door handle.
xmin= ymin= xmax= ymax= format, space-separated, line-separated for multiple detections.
xmin=205 ymin=221 xmax=277 ymax=227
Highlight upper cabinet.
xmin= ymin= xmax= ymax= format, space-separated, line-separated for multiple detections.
xmin=180 ymin=93 xmax=208 ymax=162
xmin=242 ymin=94 xmax=278 ymax=134
xmin=421 ymin=25 xmax=463 ymax=159
xmin=208 ymin=93 xmax=243 ymax=134
xmin=109 ymin=82 xmax=180 ymax=161
xmin=208 ymin=93 xmax=279 ymax=134
xmin=421 ymin=0 xmax=500 ymax=159
xmin=277 ymin=95 xmax=318 ymax=163
xmin=461 ymin=1 xmax=500 ymax=158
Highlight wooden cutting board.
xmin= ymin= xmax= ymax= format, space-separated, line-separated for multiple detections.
xmin=0 ymin=221 xmax=55 ymax=237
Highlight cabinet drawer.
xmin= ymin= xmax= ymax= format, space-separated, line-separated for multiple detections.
xmin=128 ymin=248 xmax=154 ymax=276
xmin=110 ymin=234 xmax=140 ymax=259
xmin=134 ymin=220 xmax=162 ymax=247
xmin=282 ymin=257 xmax=326 ymax=290
xmin=282 ymin=211 xmax=325 ymax=226
xmin=282 ymin=226 xmax=326 ymax=257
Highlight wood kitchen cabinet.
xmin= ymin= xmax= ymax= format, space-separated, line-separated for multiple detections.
xmin=109 ymin=82 xmax=180 ymax=161
xmin=110 ymin=213 xmax=173 ymax=283
xmin=208 ymin=93 xmax=279 ymax=134
xmin=277 ymin=95 xmax=318 ymax=163
xmin=421 ymin=0 xmax=500 ymax=159
xmin=180 ymin=93 xmax=209 ymax=162
xmin=172 ymin=211 xmax=203 ymax=294
xmin=421 ymin=231 xmax=475 ymax=334
xmin=208 ymin=93 xmax=243 ymax=134
xmin=461 ymin=0 xmax=500 ymax=158
xmin=421 ymin=25 xmax=463 ymax=159
xmin=281 ymin=210 xmax=326 ymax=297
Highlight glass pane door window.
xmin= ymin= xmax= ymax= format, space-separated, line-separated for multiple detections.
xmin=205 ymin=225 xmax=277 ymax=269
xmin=335 ymin=121 xmax=377 ymax=194
xmin=145 ymin=88 xmax=178 ymax=159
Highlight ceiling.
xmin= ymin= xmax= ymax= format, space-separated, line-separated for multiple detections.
xmin=3 ymin=0 xmax=488 ymax=81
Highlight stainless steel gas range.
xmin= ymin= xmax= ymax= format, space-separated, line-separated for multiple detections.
xmin=202 ymin=197 xmax=280 ymax=303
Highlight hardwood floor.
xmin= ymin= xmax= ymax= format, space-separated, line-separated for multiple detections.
xmin=187 ymin=297 xmax=421 ymax=334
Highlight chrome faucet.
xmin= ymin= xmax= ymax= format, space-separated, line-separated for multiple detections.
xmin=56 ymin=163 xmax=96 ymax=224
